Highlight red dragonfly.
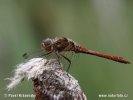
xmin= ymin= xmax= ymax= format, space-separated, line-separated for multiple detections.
xmin=41 ymin=37 xmax=130 ymax=71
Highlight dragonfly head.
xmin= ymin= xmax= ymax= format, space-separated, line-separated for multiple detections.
xmin=41 ymin=38 xmax=53 ymax=52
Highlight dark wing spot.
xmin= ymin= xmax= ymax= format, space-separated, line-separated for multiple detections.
xmin=22 ymin=53 xmax=29 ymax=59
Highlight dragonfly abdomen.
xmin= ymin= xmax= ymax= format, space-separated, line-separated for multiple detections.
xmin=75 ymin=45 xmax=130 ymax=64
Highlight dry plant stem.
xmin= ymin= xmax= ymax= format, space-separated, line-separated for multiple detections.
xmin=6 ymin=58 xmax=87 ymax=100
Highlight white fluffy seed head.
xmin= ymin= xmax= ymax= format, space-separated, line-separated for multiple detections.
xmin=6 ymin=58 xmax=64 ymax=91
xmin=6 ymin=57 xmax=87 ymax=100
xmin=6 ymin=58 xmax=47 ymax=91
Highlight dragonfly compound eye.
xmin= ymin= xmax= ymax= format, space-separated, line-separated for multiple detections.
xmin=41 ymin=38 xmax=53 ymax=51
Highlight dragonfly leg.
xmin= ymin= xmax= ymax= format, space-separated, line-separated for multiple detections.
xmin=61 ymin=54 xmax=72 ymax=72
xmin=54 ymin=52 xmax=61 ymax=66
xmin=39 ymin=51 xmax=52 ymax=57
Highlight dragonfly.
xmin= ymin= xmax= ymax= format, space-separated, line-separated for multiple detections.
xmin=40 ymin=37 xmax=130 ymax=71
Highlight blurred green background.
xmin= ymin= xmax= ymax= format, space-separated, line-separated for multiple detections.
xmin=0 ymin=0 xmax=133 ymax=100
